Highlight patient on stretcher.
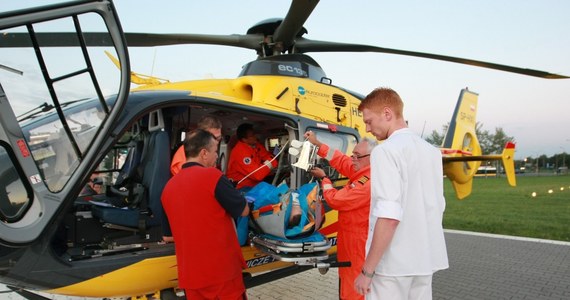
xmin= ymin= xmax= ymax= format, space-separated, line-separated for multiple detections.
xmin=242 ymin=181 xmax=324 ymax=242
xmin=235 ymin=137 xmax=325 ymax=246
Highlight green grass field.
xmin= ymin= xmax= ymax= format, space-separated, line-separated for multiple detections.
xmin=443 ymin=174 xmax=570 ymax=241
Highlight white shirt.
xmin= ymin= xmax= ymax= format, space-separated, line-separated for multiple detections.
xmin=367 ymin=128 xmax=449 ymax=276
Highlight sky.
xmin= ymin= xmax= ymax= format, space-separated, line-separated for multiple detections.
xmin=1 ymin=0 xmax=569 ymax=159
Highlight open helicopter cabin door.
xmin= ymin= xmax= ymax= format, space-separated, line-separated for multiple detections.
xmin=0 ymin=0 xmax=130 ymax=245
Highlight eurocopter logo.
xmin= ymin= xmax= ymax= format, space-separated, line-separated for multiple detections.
xmin=297 ymin=86 xmax=330 ymax=98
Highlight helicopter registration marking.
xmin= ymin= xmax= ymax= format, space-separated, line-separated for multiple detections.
xmin=459 ymin=112 xmax=475 ymax=124
xmin=246 ymin=255 xmax=276 ymax=268
xmin=351 ymin=107 xmax=362 ymax=117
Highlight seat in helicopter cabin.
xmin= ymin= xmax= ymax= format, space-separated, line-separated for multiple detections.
xmin=91 ymin=110 xmax=170 ymax=231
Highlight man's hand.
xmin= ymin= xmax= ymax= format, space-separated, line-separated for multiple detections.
xmin=309 ymin=167 xmax=326 ymax=179
xmin=354 ymin=273 xmax=372 ymax=295
xmin=263 ymin=160 xmax=274 ymax=170
xmin=304 ymin=130 xmax=322 ymax=147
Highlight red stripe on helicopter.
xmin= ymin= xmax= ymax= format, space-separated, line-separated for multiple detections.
xmin=319 ymin=222 xmax=339 ymax=236
xmin=440 ymin=149 xmax=473 ymax=156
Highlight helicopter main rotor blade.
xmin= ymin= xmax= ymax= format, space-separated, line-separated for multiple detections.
xmin=272 ymin=0 xmax=319 ymax=51
xmin=294 ymin=38 xmax=568 ymax=79
xmin=2 ymin=32 xmax=565 ymax=79
xmin=0 ymin=32 xmax=264 ymax=50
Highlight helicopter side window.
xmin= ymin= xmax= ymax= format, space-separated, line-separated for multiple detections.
xmin=0 ymin=144 xmax=32 ymax=223
xmin=309 ymin=129 xmax=357 ymax=160
xmin=306 ymin=129 xmax=358 ymax=180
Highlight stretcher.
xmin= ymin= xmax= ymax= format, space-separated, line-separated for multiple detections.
xmin=245 ymin=180 xmax=333 ymax=266
xmin=251 ymin=233 xmax=331 ymax=264
xmin=244 ymin=139 xmax=348 ymax=268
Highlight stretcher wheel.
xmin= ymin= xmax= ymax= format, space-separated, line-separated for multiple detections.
xmin=318 ymin=267 xmax=329 ymax=275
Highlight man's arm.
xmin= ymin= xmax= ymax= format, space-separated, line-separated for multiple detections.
xmin=362 ymin=217 xmax=399 ymax=274
xmin=322 ymin=179 xmax=370 ymax=211
xmin=215 ymin=175 xmax=249 ymax=219
xmin=354 ymin=217 xmax=399 ymax=295
xmin=257 ymin=142 xmax=278 ymax=168
xmin=170 ymin=146 xmax=185 ymax=176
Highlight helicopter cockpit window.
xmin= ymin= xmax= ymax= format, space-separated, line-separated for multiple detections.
xmin=0 ymin=144 xmax=32 ymax=223
xmin=309 ymin=129 xmax=357 ymax=161
xmin=0 ymin=11 xmax=123 ymax=192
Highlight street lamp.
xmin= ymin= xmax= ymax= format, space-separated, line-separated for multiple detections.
xmin=560 ymin=147 xmax=566 ymax=168
xmin=533 ymin=152 xmax=540 ymax=173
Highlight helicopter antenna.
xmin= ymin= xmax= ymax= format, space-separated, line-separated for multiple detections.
xmin=151 ymin=48 xmax=157 ymax=76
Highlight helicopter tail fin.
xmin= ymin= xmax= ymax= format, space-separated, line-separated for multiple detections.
xmin=441 ymin=88 xmax=482 ymax=199
xmin=441 ymin=89 xmax=516 ymax=199
xmin=472 ymin=142 xmax=517 ymax=186
xmin=500 ymin=142 xmax=517 ymax=186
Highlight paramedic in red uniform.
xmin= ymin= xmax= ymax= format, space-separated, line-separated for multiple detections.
xmin=162 ymin=129 xmax=249 ymax=300
xmin=170 ymin=115 xmax=223 ymax=176
xmin=226 ymin=123 xmax=277 ymax=189
xmin=163 ymin=115 xmax=223 ymax=243
xmin=305 ymin=130 xmax=375 ymax=300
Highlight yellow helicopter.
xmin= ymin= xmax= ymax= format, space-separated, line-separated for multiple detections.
xmin=0 ymin=1 xmax=567 ymax=299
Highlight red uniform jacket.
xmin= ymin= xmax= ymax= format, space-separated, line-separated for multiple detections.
xmin=161 ymin=162 xmax=246 ymax=289
xmin=226 ymin=140 xmax=277 ymax=189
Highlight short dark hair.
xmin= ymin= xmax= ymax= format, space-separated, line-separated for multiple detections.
xmin=236 ymin=123 xmax=254 ymax=140
xmin=197 ymin=115 xmax=222 ymax=130
xmin=184 ymin=129 xmax=216 ymax=158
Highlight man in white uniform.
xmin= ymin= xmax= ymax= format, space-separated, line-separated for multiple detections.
xmin=354 ymin=87 xmax=448 ymax=300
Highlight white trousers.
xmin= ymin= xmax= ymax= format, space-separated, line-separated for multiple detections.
xmin=366 ymin=275 xmax=433 ymax=300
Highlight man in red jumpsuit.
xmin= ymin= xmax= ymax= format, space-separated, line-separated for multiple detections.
xmin=162 ymin=129 xmax=249 ymax=299
xmin=305 ymin=130 xmax=375 ymax=300
xmin=226 ymin=123 xmax=277 ymax=190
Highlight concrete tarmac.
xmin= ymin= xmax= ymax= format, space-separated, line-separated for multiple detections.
xmin=247 ymin=230 xmax=570 ymax=299
xmin=2 ymin=230 xmax=569 ymax=299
